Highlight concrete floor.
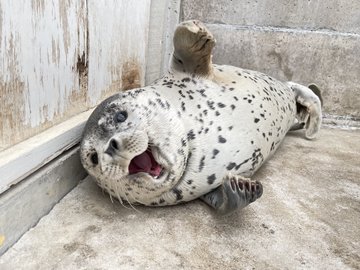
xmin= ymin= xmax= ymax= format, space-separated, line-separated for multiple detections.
xmin=0 ymin=128 xmax=359 ymax=270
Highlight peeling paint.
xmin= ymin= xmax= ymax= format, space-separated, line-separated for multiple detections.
xmin=58 ymin=0 xmax=71 ymax=57
xmin=0 ymin=1 xmax=88 ymax=150
xmin=0 ymin=3 xmax=3 ymax=44
xmin=31 ymin=0 xmax=45 ymax=16
xmin=0 ymin=0 xmax=150 ymax=151
xmin=0 ymin=31 xmax=26 ymax=151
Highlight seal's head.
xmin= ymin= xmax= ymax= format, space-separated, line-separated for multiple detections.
xmin=80 ymin=88 xmax=188 ymax=205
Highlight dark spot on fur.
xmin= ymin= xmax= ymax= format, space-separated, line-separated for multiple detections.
xmin=226 ymin=162 xmax=236 ymax=170
xmin=207 ymin=174 xmax=216 ymax=184
xmin=199 ymin=156 xmax=205 ymax=172
xmin=198 ymin=89 xmax=207 ymax=97
xmin=218 ymin=136 xmax=226 ymax=143
xmin=162 ymin=81 xmax=173 ymax=86
xmin=181 ymin=101 xmax=186 ymax=112
xmin=181 ymin=77 xmax=191 ymax=83
xmin=172 ymin=188 xmax=183 ymax=201
xmin=156 ymin=98 xmax=168 ymax=109
xmin=235 ymin=158 xmax=250 ymax=170
xmin=271 ymin=142 xmax=275 ymax=151
xmin=207 ymin=100 xmax=215 ymax=110
xmin=181 ymin=138 xmax=187 ymax=147
xmin=187 ymin=130 xmax=195 ymax=140
xmin=178 ymin=90 xmax=186 ymax=98
xmin=212 ymin=149 xmax=219 ymax=159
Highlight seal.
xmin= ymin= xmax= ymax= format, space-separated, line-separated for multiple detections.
xmin=80 ymin=20 xmax=322 ymax=215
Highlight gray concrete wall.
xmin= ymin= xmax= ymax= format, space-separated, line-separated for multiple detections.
xmin=181 ymin=0 xmax=360 ymax=119
xmin=0 ymin=148 xmax=87 ymax=254
xmin=146 ymin=0 xmax=181 ymax=84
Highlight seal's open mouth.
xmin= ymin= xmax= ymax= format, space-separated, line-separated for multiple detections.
xmin=128 ymin=148 xmax=163 ymax=178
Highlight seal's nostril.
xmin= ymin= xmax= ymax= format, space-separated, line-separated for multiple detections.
xmin=110 ymin=139 xmax=119 ymax=150
xmin=105 ymin=139 xmax=119 ymax=156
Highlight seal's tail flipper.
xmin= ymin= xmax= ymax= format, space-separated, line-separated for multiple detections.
xmin=286 ymin=82 xmax=322 ymax=139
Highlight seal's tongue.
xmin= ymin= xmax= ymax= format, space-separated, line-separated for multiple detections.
xmin=128 ymin=149 xmax=162 ymax=177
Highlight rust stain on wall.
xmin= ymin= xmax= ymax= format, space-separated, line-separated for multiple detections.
xmin=121 ymin=61 xmax=141 ymax=91
xmin=0 ymin=78 xmax=26 ymax=151
xmin=0 ymin=34 xmax=26 ymax=151
xmin=99 ymin=60 xmax=142 ymax=102
xmin=68 ymin=51 xmax=88 ymax=113
xmin=76 ymin=51 xmax=88 ymax=90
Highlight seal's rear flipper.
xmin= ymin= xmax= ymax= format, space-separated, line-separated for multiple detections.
xmin=201 ymin=174 xmax=263 ymax=215
xmin=286 ymin=82 xmax=322 ymax=139
xmin=308 ymin=83 xmax=323 ymax=105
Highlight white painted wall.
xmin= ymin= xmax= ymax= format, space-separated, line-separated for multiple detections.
xmin=0 ymin=0 xmax=151 ymax=151
xmin=87 ymin=0 xmax=151 ymax=104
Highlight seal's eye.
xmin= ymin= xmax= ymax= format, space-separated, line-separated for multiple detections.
xmin=90 ymin=152 xmax=98 ymax=165
xmin=114 ymin=111 xmax=128 ymax=123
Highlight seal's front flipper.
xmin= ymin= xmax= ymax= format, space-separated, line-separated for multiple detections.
xmin=201 ymin=175 xmax=263 ymax=215
xmin=171 ymin=20 xmax=215 ymax=77
xmin=286 ymin=82 xmax=322 ymax=139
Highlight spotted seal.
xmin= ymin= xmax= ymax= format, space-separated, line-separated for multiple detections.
xmin=80 ymin=20 xmax=322 ymax=215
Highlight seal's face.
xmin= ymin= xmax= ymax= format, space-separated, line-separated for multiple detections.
xmin=80 ymin=89 xmax=188 ymax=205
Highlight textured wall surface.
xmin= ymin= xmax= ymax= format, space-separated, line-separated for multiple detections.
xmin=181 ymin=0 xmax=360 ymax=119
xmin=0 ymin=0 xmax=151 ymax=151
xmin=146 ymin=0 xmax=181 ymax=84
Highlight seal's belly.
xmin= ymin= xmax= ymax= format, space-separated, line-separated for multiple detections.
xmin=159 ymin=66 xmax=296 ymax=199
